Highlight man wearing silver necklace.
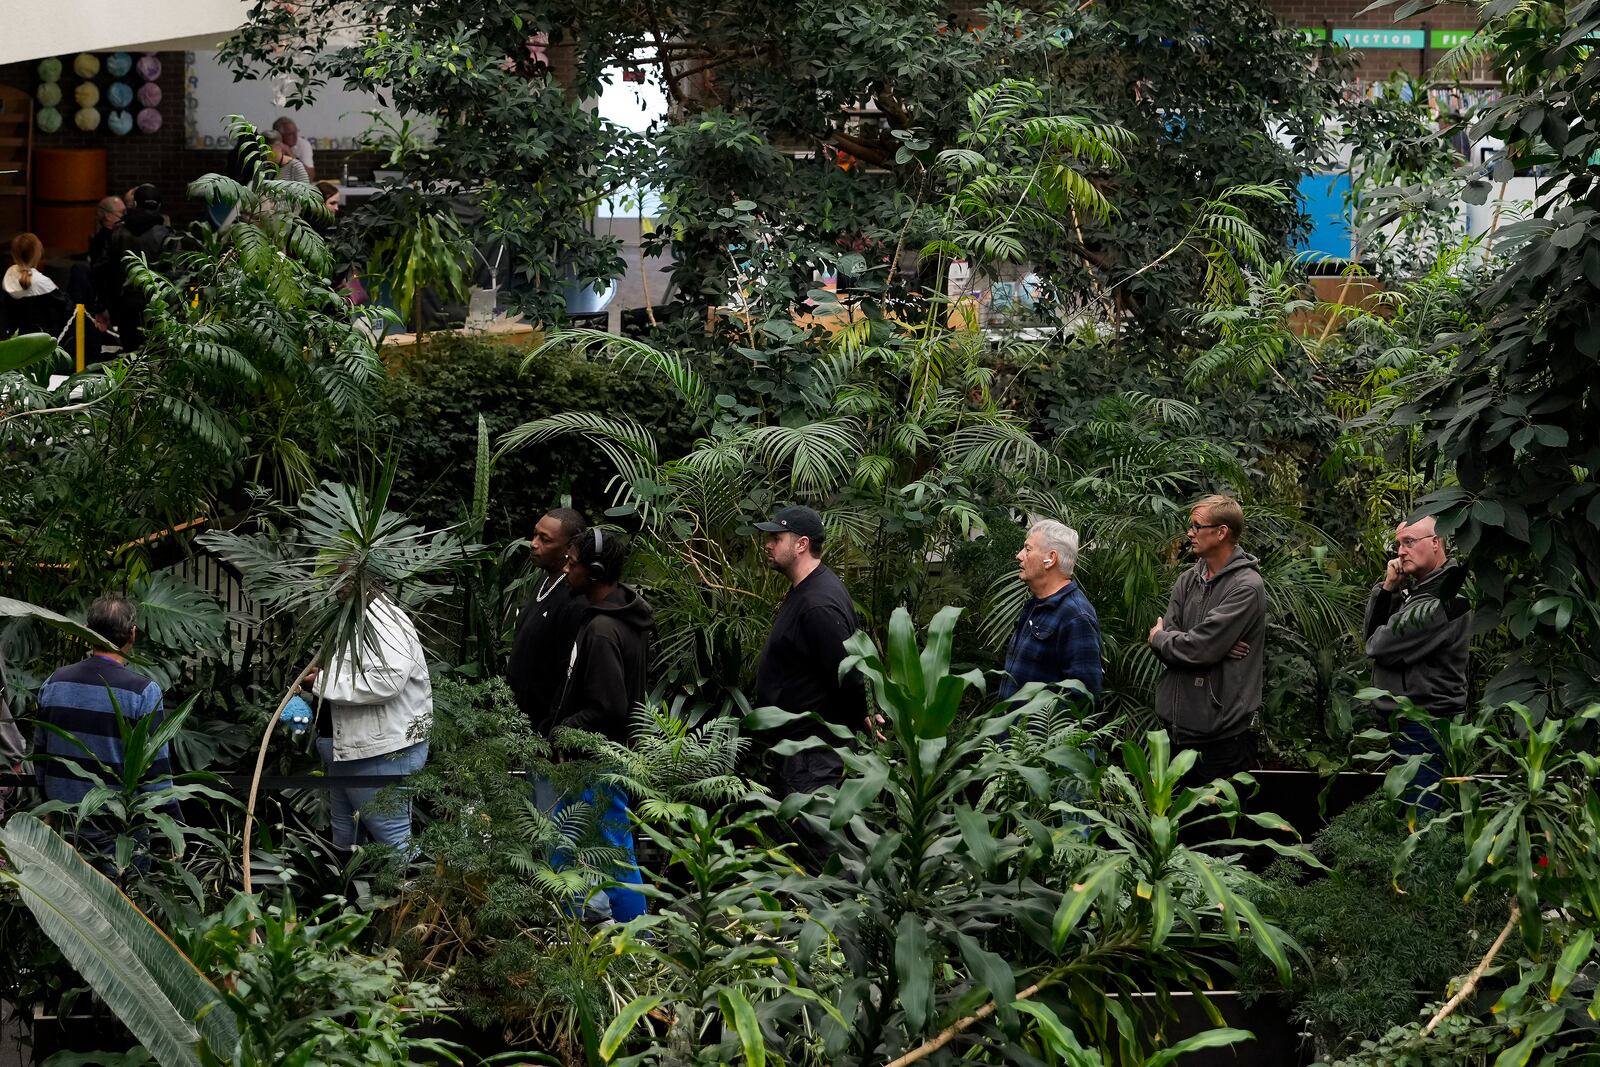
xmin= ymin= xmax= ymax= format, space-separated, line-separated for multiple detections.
xmin=506 ymin=507 xmax=587 ymax=736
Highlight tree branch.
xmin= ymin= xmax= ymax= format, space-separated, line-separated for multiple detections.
xmin=1422 ymin=902 xmax=1520 ymax=1036
xmin=884 ymin=978 xmax=1051 ymax=1067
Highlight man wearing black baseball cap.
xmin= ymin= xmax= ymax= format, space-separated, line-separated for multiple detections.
xmin=753 ymin=505 xmax=865 ymax=800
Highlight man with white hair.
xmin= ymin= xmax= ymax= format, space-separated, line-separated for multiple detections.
xmin=1000 ymin=520 xmax=1102 ymax=704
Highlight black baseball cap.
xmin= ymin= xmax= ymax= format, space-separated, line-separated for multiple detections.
xmin=754 ymin=505 xmax=825 ymax=545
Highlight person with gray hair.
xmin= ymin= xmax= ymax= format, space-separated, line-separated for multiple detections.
xmin=999 ymin=519 xmax=1102 ymax=704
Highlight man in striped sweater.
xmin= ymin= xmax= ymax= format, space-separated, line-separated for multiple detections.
xmin=34 ymin=593 xmax=170 ymax=857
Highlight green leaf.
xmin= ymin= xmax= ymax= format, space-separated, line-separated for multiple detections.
xmin=598 ymin=994 xmax=664 ymax=1062
xmin=0 ymin=596 xmax=114 ymax=650
xmin=886 ymin=608 xmax=926 ymax=710
xmin=953 ymin=805 xmax=998 ymax=870
xmin=1052 ymin=858 xmax=1124 ymax=950
xmin=954 ymin=931 xmax=1017 ymax=1026
xmin=895 ymin=914 xmax=935 ymax=1034
xmin=717 ymin=988 xmax=765 ymax=1067
xmin=0 ymin=332 xmax=60 ymax=372
xmin=1551 ymin=930 xmax=1593 ymax=1002
xmin=0 ymin=815 xmax=237 ymax=1067
xmin=1012 ymin=1000 xmax=1086 ymax=1058
xmin=829 ymin=754 xmax=890 ymax=828
xmin=1145 ymin=1028 xmax=1255 ymax=1066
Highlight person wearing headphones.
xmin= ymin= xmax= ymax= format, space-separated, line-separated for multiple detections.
xmin=1000 ymin=520 xmax=1102 ymax=706
xmin=551 ymin=527 xmax=655 ymax=922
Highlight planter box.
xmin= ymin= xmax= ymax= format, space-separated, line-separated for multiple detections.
xmin=1248 ymin=770 xmax=1385 ymax=840
xmin=1131 ymin=990 xmax=1309 ymax=1066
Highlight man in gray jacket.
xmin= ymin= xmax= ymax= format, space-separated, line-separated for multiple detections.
xmin=1364 ymin=515 xmax=1471 ymax=803
xmin=1148 ymin=494 xmax=1267 ymax=783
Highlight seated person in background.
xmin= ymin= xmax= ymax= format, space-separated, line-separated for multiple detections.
xmin=2 ymin=233 xmax=71 ymax=339
xmin=106 ymin=185 xmax=177 ymax=351
xmin=86 ymin=195 xmax=126 ymax=323
xmin=265 ymin=129 xmax=312 ymax=184
xmin=273 ymin=116 xmax=316 ymax=180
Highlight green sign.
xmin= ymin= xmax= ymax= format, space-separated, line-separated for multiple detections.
xmin=1298 ymin=27 xmax=1328 ymax=43
xmin=1430 ymin=29 xmax=1477 ymax=49
xmin=1333 ymin=28 xmax=1425 ymax=49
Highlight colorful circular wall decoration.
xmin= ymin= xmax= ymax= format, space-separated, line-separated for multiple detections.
xmin=31 ymin=52 xmax=166 ymax=136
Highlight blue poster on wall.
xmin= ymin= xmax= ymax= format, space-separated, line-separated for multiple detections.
xmin=1297 ymin=172 xmax=1354 ymax=262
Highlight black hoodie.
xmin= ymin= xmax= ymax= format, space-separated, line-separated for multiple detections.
xmin=554 ymin=584 xmax=655 ymax=746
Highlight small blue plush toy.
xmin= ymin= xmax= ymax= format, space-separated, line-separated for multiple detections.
xmin=280 ymin=694 xmax=314 ymax=735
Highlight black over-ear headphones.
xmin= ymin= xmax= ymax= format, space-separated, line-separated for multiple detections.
xmin=587 ymin=527 xmax=607 ymax=580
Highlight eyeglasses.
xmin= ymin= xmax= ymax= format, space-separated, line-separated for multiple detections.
xmin=1186 ymin=522 xmax=1224 ymax=533
xmin=1396 ymin=534 xmax=1439 ymax=550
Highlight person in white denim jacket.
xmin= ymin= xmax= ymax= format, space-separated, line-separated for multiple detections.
xmin=301 ymin=593 xmax=432 ymax=853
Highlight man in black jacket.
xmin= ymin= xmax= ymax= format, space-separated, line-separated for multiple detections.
xmin=505 ymin=506 xmax=586 ymax=736
xmin=106 ymin=184 xmax=176 ymax=351
xmin=753 ymin=505 xmax=866 ymax=798
xmin=1364 ymin=515 xmax=1471 ymax=806
xmin=551 ymin=528 xmax=654 ymax=922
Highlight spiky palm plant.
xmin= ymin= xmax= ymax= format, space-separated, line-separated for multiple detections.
xmin=197 ymin=463 xmax=471 ymax=889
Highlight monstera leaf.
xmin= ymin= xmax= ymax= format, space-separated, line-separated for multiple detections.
xmin=131 ymin=571 xmax=227 ymax=654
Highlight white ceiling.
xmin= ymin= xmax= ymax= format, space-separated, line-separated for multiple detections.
xmin=0 ymin=0 xmax=251 ymax=65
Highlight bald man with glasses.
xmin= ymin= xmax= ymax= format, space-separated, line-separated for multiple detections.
xmin=1364 ymin=515 xmax=1472 ymax=805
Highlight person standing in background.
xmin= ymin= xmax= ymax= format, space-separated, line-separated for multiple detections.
xmin=1148 ymin=495 xmax=1266 ymax=784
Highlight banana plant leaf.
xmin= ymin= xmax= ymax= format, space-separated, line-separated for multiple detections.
xmin=0 ymin=814 xmax=238 ymax=1067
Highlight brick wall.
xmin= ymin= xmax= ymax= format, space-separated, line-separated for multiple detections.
xmin=1265 ymin=0 xmax=1486 ymax=83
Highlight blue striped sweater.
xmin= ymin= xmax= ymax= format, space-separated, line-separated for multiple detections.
xmin=35 ymin=655 xmax=169 ymax=802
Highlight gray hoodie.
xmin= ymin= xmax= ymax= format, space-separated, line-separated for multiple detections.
xmin=1150 ymin=548 xmax=1267 ymax=741
xmin=1363 ymin=560 xmax=1471 ymax=717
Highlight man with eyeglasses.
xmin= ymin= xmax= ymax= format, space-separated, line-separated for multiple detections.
xmin=1364 ymin=515 xmax=1471 ymax=802
xmin=1147 ymin=494 xmax=1266 ymax=783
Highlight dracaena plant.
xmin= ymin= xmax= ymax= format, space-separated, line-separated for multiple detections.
xmin=1336 ymin=698 xmax=1600 ymax=1063
xmin=733 ymin=606 xmax=1305 ymax=1065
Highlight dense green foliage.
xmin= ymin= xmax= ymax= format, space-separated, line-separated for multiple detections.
xmin=1245 ymin=796 xmax=1517 ymax=1058
xmin=380 ymin=334 xmax=687 ymax=543
xmin=7 ymin=0 xmax=1600 ymax=1063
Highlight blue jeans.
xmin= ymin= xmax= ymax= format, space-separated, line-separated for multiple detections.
xmin=316 ymin=738 xmax=429 ymax=853
xmin=534 ymin=775 xmax=645 ymax=923
xmin=1395 ymin=717 xmax=1444 ymax=812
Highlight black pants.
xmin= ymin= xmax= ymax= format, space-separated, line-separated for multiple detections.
xmin=1173 ymin=731 xmax=1257 ymax=850
xmin=769 ymin=748 xmax=845 ymax=870
xmin=1175 ymin=731 xmax=1257 ymax=788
